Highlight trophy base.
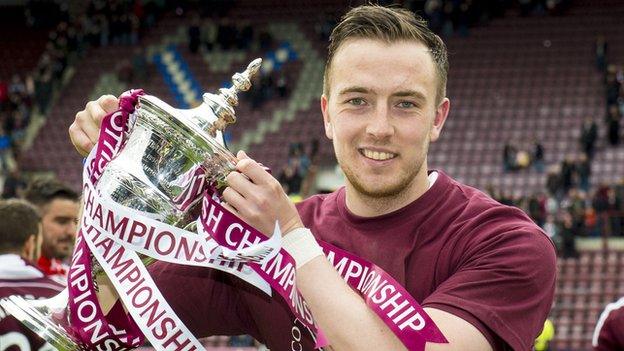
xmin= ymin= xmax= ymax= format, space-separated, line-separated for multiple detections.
xmin=0 ymin=295 xmax=82 ymax=351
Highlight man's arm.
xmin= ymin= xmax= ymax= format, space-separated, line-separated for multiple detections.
xmin=223 ymin=155 xmax=492 ymax=350
xmin=297 ymin=256 xmax=492 ymax=351
xmin=423 ymin=308 xmax=492 ymax=350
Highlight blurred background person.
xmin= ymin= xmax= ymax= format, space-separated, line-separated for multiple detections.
xmin=0 ymin=198 xmax=63 ymax=350
xmin=22 ymin=177 xmax=79 ymax=284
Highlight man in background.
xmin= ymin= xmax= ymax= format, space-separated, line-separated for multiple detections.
xmin=22 ymin=178 xmax=79 ymax=283
xmin=593 ymin=297 xmax=624 ymax=350
xmin=0 ymin=199 xmax=64 ymax=350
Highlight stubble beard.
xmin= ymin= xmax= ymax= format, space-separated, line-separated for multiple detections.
xmin=339 ymin=155 xmax=424 ymax=201
xmin=43 ymin=240 xmax=72 ymax=260
xmin=335 ymin=135 xmax=432 ymax=211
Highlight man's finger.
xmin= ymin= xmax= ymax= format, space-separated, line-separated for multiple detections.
xmin=236 ymin=150 xmax=250 ymax=161
xmin=86 ymin=100 xmax=109 ymax=125
xmin=74 ymin=109 xmax=101 ymax=144
xmin=221 ymin=187 xmax=248 ymax=216
xmin=220 ymin=201 xmax=240 ymax=217
xmin=98 ymin=95 xmax=119 ymax=114
xmin=91 ymin=95 xmax=118 ymax=128
xmin=226 ymin=171 xmax=259 ymax=201
xmin=236 ymin=158 xmax=272 ymax=185
xmin=68 ymin=125 xmax=94 ymax=156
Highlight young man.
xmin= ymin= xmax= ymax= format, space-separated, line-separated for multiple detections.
xmin=593 ymin=297 xmax=624 ymax=351
xmin=0 ymin=199 xmax=64 ymax=350
xmin=69 ymin=5 xmax=556 ymax=350
xmin=23 ymin=178 xmax=80 ymax=283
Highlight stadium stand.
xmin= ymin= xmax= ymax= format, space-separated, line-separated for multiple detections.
xmin=2 ymin=1 xmax=624 ymax=350
xmin=0 ymin=7 xmax=48 ymax=81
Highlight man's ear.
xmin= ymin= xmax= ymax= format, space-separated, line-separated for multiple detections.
xmin=430 ymin=98 xmax=450 ymax=142
xmin=321 ymin=95 xmax=333 ymax=140
xmin=22 ymin=234 xmax=36 ymax=262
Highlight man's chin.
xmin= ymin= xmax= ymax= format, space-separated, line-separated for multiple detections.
xmin=351 ymin=180 xmax=406 ymax=199
xmin=55 ymin=247 xmax=74 ymax=259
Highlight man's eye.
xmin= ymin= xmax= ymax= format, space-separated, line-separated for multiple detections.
xmin=398 ymin=101 xmax=416 ymax=108
xmin=347 ymin=98 xmax=365 ymax=106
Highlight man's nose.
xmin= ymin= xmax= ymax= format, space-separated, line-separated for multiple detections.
xmin=366 ymin=106 xmax=394 ymax=139
xmin=66 ymin=222 xmax=78 ymax=236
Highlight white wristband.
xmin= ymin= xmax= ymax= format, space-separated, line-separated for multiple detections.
xmin=282 ymin=227 xmax=324 ymax=268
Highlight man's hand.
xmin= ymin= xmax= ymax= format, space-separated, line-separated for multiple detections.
xmin=69 ymin=95 xmax=118 ymax=156
xmin=222 ymin=150 xmax=304 ymax=236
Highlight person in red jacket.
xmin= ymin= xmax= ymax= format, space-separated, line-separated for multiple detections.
xmin=22 ymin=178 xmax=79 ymax=284
xmin=0 ymin=199 xmax=64 ymax=350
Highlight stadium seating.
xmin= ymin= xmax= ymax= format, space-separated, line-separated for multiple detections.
xmin=0 ymin=7 xmax=48 ymax=80
xmin=429 ymin=0 xmax=624 ymax=195
xmin=19 ymin=13 xmax=181 ymax=186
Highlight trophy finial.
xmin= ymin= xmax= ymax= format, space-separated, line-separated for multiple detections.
xmin=246 ymin=58 xmax=262 ymax=77
xmin=222 ymin=57 xmax=263 ymax=105
xmin=203 ymin=58 xmax=262 ymax=137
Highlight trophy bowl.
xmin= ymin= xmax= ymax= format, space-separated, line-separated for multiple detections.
xmin=97 ymin=58 xmax=262 ymax=227
xmin=0 ymin=58 xmax=263 ymax=351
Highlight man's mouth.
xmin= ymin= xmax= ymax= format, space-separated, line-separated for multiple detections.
xmin=359 ymin=148 xmax=397 ymax=161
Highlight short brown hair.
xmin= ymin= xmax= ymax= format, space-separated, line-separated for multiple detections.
xmin=0 ymin=199 xmax=41 ymax=252
xmin=323 ymin=5 xmax=449 ymax=103
xmin=23 ymin=177 xmax=79 ymax=210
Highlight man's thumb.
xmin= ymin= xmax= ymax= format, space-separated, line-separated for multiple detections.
xmin=237 ymin=150 xmax=250 ymax=160
xmin=99 ymin=95 xmax=119 ymax=114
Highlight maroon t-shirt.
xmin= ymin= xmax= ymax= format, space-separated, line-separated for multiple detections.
xmin=150 ymin=171 xmax=556 ymax=350
xmin=0 ymin=254 xmax=65 ymax=351
xmin=593 ymin=297 xmax=624 ymax=351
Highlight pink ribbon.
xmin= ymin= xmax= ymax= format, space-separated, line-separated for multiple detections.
xmin=200 ymin=195 xmax=447 ymax=350
xmin=67 ymin=89 xmax=145 ymax=349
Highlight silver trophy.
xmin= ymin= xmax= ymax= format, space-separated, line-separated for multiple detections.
xmin=0 ymin=58 xmax=263 ymax=350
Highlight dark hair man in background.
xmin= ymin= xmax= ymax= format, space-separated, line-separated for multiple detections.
xmin=23 ymin=178 xmax=79 ymax=283
xmin=0 ymin=199 xmax=64 ymax=350
xmin=69 ymin=5 xmax=556 ymax=350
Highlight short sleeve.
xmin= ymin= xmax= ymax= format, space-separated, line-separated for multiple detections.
xmin=422 ymin=228 xmax=557 ymax=350
xmin=593 ymin=305 xmax=624 ymax=351
xmin=149 ymin=261 xmax=255 ymax=337
xmin=593 ymin=318 xmax=616 ymax=351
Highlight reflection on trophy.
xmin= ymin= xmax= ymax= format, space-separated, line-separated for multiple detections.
xmin=0 ymin=58 xmax=263 ymax=351
xmin=99 ymin=57 xmax=262 ymax=227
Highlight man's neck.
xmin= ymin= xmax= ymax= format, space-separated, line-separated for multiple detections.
xmin=345 ymin=168 xmax=432 ymax=217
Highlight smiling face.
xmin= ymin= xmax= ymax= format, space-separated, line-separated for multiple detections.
xmin=40 ymin=198 xmax=79 ymax=260
xmin=321 ymin=39 xmax=449 ymax=213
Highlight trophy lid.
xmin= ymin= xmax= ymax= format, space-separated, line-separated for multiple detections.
xmin=136 ymin=58 xmax=262 ymax=148
xmin=202 ymin=58 xmax=262 ymax=137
